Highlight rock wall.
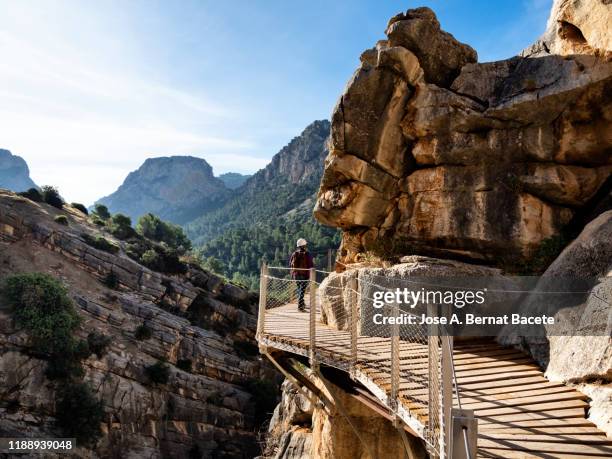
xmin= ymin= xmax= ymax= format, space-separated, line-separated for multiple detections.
xmin=297 ymin=0 xmax=612 ymax=455
xmin=499 ymin=210 xmax=612 ymax=435
xmin=314 ymin=3 xmax=611 ymax=264
xmin=0 ymin=190 xmax=277 ymax=458
xmin=266 ymin=374 xmax=426 ymax=459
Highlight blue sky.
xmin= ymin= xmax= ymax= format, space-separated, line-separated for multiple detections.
xmin=0 ymin=0 xmax=552 ymax=204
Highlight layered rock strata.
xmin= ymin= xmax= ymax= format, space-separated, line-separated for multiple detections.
xmin=0 ymin=190 xmax=275 ymax=458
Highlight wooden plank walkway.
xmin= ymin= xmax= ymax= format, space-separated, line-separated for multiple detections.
xmin=260 ymin=304 xmax=612 ymax=458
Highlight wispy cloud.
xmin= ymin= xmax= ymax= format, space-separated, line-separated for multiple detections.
xmin=0 ymin=1 xmax=254 ymax=204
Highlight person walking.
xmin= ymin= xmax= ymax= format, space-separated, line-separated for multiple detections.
xmin=289 ymin=238 xmax=314 ymax=312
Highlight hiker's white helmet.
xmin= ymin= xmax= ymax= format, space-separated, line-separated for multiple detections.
xmin=296 ymin=238 xmax=308 ymax=247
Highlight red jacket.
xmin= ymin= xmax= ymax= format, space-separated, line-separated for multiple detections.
xmin=289 ymin=249 xmax=314 ymax=279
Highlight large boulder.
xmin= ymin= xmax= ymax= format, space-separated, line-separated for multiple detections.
xmin=531 ymin=0 xmax=612 ymax=56
xmin=542 ymin=211 xmax=612 ymax=381
xmin=315 ymin=4 xmax=612 ymax=264
xmin=319 ymin=256 xmax=505 ymax=335
xmin=386 ymin=7 xmax=477 ymax=88
xmin=499 ymin=211 xmax=612 ymax=435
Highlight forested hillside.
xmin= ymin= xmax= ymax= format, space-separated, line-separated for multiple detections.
xmin=184 ymin=120 xmax=340 ymax=289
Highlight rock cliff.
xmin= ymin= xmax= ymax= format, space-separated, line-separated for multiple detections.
xmin=243 ymin=120 xmax=331 ymax=192
xmin=0 ymin=190 xmax=277 ymax=458
xmin=97 ymin=156 xmax=233 ymax=225
xmin=314 ymin=3 xmax=611 ymax=265
xmin=266 ymin=1 xmax=612 ymax=457
xmin=266 ymin=371 xmax=425 ymax=459
xmin=0 ymin=149 xmax=37 ymax=193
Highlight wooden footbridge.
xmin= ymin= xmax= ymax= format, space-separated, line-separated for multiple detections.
xmin=256 ymin=265 xmax=612 ymax=459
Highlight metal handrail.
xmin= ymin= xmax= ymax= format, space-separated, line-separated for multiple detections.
xmin=258 ymin=264 xmax=458 ymax=458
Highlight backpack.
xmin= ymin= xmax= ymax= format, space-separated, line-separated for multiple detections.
xmin=290 ymin=250 xmax=310 ymax=277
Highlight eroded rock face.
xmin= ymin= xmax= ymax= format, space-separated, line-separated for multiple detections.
xmin=0 ymin=190 xmax=275 ymax=458
xmin=497 ymin=210 xmax=612 ymax=435
xmin=531 ymin=0 xmax=612 ymax=57
xmin=266 ymin=374 xmax=426 ymax=459
xmin=314 ymin=5 xmax=612 ymax=264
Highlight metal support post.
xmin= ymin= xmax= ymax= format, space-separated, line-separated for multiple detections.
xmin=256 ymin=262 xmax=268 ymax=340
xmin=309 ymin=267 xmax=317 ymax=368
xmin=349 ymin=277 xmax=358 ymax=379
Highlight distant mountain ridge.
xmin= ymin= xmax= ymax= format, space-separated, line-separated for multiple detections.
xmin=92 ymin=120 xmax=338 ymax=289
xmin=185 ymin=120 xmax=331 ymax=245
xmin=96 ymin=156 xmax=232 ymax=224
xmin=184 ymin=120 xmax=340 ymax=289
xmin=218 ymin=172 xmax=251 ymax=190
xmin=0 ymin=149 xmax=37 ymax=192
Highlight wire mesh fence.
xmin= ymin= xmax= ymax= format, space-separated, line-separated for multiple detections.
xmin=256 ymin=264 xmax=449 ymax=456
xmin=257 ymin=263 xmax=611 ymax=459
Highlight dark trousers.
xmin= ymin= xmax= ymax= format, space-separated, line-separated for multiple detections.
xmin=296 ymin=279 xmax=308 ymax=311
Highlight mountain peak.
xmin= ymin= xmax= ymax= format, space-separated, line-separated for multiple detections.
xmin=97 ymin=155 xmax=231 ymax=224
xmin=0 ymin=149 xmax=37 ymax=192
xmin=244 ymin=119 xmax=330 ymax=189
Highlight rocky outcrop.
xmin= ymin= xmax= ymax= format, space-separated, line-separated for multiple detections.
xmin=97 ymin=156 xmax=232 ymax=224
xmin=266 ymin=381 xmax=314 ymax=459
xmin=314 ymin=4 xmax=612 ymax=264
xmin=266 ymin=373 xmax=425 ymax=459
xmin=0 ymin=190 xmax=276 ymax=458
xmin=297 ymin=0 xmax=612 ymax=452
xmin=0 ymin=149 xmax=37 ymax=193
xmin=499 ymin=211 xmax=612 ymax=435
xmin=530 ymin=0 xmax=612 ymax=57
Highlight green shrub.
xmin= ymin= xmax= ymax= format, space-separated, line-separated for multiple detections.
xmin=502 ymin=234 xmax=569 ymax=274
xmin=18 ymin=187 xmax=43 ymax=202
xmin=102 ymin=271 xmax=119 ymax=289
xmin=2 ymin=273 xmax=88 ymax=380
xmin=87 ymin=332 xmax=111 ymax=357
xmin=136 ymin=213 xmax=192 ymax=254
xmin=141 ymin=249 xmax=160 ymax=268
xmin=176 ymin=358 xmax=192 ymax=372
xmin=81 ymin=234 xmax=119 ymax=254
xmin=134 ymin=324 xmax=152 ymax=340
xmin=55 ymin=382 xmax=104 ymax=445
xmin=528 ymin=235 xmax=568 ymax=273
xmin=110 ymin=213 xmax=136 ymax=240
xmin=54 ymin=215 xmax=69 ymax=226
xmin=232 ymin=340 xmax=259 ymax=359
xmin=200 ymin=256 xmax=225 ymax=275
xmin=92 ymin=204 xmax=111 ymax=220
xmin=3 ymin=273 xmax=81 ymax=354
xmin=41 ymin=185 xmax=64 ymax=209
xmin=71 ymin=203 xmax=88 ymax=215
xmin=45 ymin=339 xmax=90 ymax=380
xmin=145 ymin=361 xmax=170 ymax=384
xmin=91 ymin=216 xmax=106 ymax=227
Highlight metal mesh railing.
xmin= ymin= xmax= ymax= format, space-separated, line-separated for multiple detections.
xmin=256 ymin=263 xmax=453 ymax=457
